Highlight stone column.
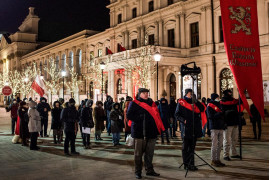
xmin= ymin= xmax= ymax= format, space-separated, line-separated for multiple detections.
xmin=175 ymin=14 xmax=180 ymax=48
xmin=127 ymin=71 xmax=133 ymax=97
xmin=141 ymin=25 xmax=145 ymax=46
xmin=110 ymin=70 xmax=115 ymax=99
xmin=180 ymin=13 xmax=186 ymax=48
xmin=200 ymin=6 xmax=207 ymax=45
xmin=154 ymin=21 xmax=159 ymax=45
xmin=137 ymin=27 xmax=141 ymax=47
xmin=125 ymin=31 xmax=129 ymax=49
xmin=206 ymin=5 xmax=212 ymax=44
xmin=158 ymin=20 xmax=164 ymax=46
xmin=121 ymin=32 xmax=126 ymax=47
xmin=124 ymin=71 xmax=128 ymax=95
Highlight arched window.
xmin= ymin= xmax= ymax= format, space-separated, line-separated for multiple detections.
xmin=220 ymin=68 xmax=234 ymax=96
xmin=55 ymin=56 xmax=59 ymax=71
xmin=117 ymin=78 xmax=122 ymax=94
xmin=169 ymin=74 xmax=176 ymax=99
xmin=69 ymin=51 xmax=74 ymax=68
xmin=62 ymin=54 xmax=66 ymax=70
xmin=89 ymin=81 xmax=94 ymax=99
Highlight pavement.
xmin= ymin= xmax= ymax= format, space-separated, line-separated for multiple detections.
xmin=0 ymin=108 xmax=268 ymax=180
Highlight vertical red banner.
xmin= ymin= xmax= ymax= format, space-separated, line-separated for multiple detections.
xmin=220 ymin=0 xmax=264 ymax=119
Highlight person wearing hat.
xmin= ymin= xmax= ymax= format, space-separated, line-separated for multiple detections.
xmin=28 ymin=101 xmax=41 ymax=150
xmin=18 ymin=101 xmax=30 ymax=146
xmin=60 ymin=98 xmax=80 ymax=156
xmin=207 ymin=93 xmax=226 ymax=167
xmin=220 ymin=90 xmax=241 ymax=161
xmin=6 ymin=99 xmax=19 ymax=135
xmin=175 ymin=88 xmax=205 ymax=171
xmin=127 ymin=88 xmax=164 ymax=179
xmin=37 ymin=97 xmax=51 ymax=137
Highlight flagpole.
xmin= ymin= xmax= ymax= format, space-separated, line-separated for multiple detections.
xmin=238 ymin=93 xmax=242 ymax=160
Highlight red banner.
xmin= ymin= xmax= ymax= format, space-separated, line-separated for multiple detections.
xmin=220 ymin=0 xmax=264 ymax=120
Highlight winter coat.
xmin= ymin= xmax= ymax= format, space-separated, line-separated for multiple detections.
xmin=51 ymin=101 xmax=63 ymax=130
xmin=220 ymin=96 xmax=239 ymax=126
xmin=110 ymin=103 xmax=123 ymax=133
xmin=18 ymin=107 xmax=30 ymax=138
xmin=6 ymin=103 xmax=19 ymax=118
xmin=206 ymin=100 xmax=225 ymax=130
xmin=60 ymin=105 xmax=79 ymax=133
xmin=78 ymin=101 xmax=85 ymax=124
xmin=93 ymin=106 xmax=105 ymax=131
xmin=250 ymin=104 xmax=261 ymax=122
xmin=81 ymin=107 xmax=94 ymax=128
xmin=28 ymin=101 xmax=42 ymax=133
xmin=158 ymin=98 xmax=170 ymax=129
xmin=37 ymin=97 xmax=51 ymax=119
xmin=104 ymin=96 xmax=113 ymax=112
xmin=169 ymin=98 xmax=177 ymax=119
xmin=124 ymin=101 xmax=132 ymax=133
xmin=127 ymin=97 xmax=159 ymax=139
xmin=175 ymin=96 xmax=205 ymax=138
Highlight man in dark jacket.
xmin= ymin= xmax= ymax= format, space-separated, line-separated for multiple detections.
xmin=6 ymin=99 xmax=19 ymax=134
xmin=206 ymin=93 xmax=226 ymax=167
xmin=175 ymin=89 xmax=205 ymax=171
xmin=37 ymin=97 xmax=51 ymax=137
xmin=250 ymin=103 xmax=262 ymax=140
xmin=169 ymin=97 xmax=177 ymax=138
xmin=81 ymin=100 xmax=94 ymax=149
xmin=127 ymin=88 xmax=162 ymax=179
xmin=220 ymin=90 xmax=240 ymax=161
xmin=158 ymin=98 xmax=170 ymax=143
xmin=60 ymin=98 xmax=80 ymax=156
xmin=51 ymin=101 xmax=63 ymax=144
xmin=104 ymin=95 xmax=113 ymax=136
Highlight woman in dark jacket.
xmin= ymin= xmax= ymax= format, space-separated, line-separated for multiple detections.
xmin=78 ymin=100 xmax=86 ymax=139
xmin=110 ymin=103 xmax=123 ymax=146
xmin=158 ymin=98 xmax=170 ymax=143
xmin=169 ymin=97 xmax=177 ymax=138
xmin=93 ymin=101 xmax=105 ymax=141
xmin=51 ymin=101 xmax=63 ymax=144
xmin=81 ymin=100 xmax=94 ymax=149
xmin=18 ymin=101 xmax=30 ymax=146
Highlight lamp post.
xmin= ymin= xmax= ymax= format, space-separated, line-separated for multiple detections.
xmin=61 ymin=71 xmax=66 ymax=99
xmin=100 ymin=62 xmax=106 ymax=102
xmin=154 ymin=52 xmax=161 ymax=101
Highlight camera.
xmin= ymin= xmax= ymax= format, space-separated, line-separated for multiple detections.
xmin=180 ymin=62 xmax=201 ymax=76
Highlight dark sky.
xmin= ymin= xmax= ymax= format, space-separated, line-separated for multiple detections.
xmin=0 ymin=0 xmax=110 ymax=42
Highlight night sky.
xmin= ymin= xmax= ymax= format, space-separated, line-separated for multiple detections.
xmin=0 ymin=0 xmax=110 ymax=42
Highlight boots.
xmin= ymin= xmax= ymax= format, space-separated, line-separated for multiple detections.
xmin=98 ymin=135 xmax=103 ymax=140
xmin=95 ymin=134 xmax=98 ymax=141
xmin=53 ymin=135 xmax=57 ymax=144
xmin=217 ymin=160 xmax=226 ymax=167
xmin=211 ymin=160 xmax=222 ymax=167
xmin=161 ymin=138 xmax=164 ymax=144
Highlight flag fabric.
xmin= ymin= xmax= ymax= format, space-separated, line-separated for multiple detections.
xmin=107 ymin=47 xmax=113 ymax=55
xmin=119 ymin=44 xmax=126 ymax=52
xmin=220 ymin=0 xmax=264 ymax=120
xmin=31 ymin=75 xmax=45 ymax=97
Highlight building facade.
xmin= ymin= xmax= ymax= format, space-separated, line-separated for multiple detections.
xmin=0 ymin=0 xmax=269 ymax=104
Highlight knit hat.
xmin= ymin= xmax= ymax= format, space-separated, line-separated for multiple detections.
xmin=223 ymin=90 xmax=232 ymax=96
xmin=185 ymin=89 xmax=193 ymax=96
xmin=69 ymin=98 xmax=75 ymax=104
xmin=138 ymin=88 xmax=149 ymax=94
xmin=211 ymin=93 xmax=219 ymax=100
xmin=126 ymin=96 xmax=133 ymax=101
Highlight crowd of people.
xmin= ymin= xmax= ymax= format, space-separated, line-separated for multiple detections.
xmin=6 ymin=88 xmax=262 ymax=179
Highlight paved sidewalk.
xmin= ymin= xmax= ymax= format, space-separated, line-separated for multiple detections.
xmin=0 ymin=108 xmax=268 ymax=180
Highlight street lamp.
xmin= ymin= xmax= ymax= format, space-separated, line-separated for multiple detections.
xmin=61 ymin=71 xmax=66 ymax=99
xmin=100 ymin=62 xmax=106 ymax=102
xmin=154 ymin=52 xmax=161 ymax=101
xmin=4 ymin=82 xmax=9 ymax=86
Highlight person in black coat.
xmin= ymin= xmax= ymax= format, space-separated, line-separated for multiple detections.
xmin=206 ymin=93 xmax=226 ymax=167
xmin=127 ymin=88 xmax=161 ymax=179
xmin=220 ymin=90 xmax=240 ymax=161
xmin=104 ymin=95 xmax=113 ymax=136
xmin=18 ymin=101 xmax=30 ymax=146
xmin=37 ymin=97 xmax=51 ymax=137
xmin=158 ymin=98 xmax=170 ymax=143
xmin=250 ymin=103 xmax=262 ymax=140
xmin=60 ymin=98 xmax=80 ymax=156
xmin=81 ymin=99 xmax=94 ymax=149
xmin=78 ymin=100 xmax=86 ymax=139
xmin=51 ymin=101 xmax=63 ymax=144
xmin=175 ymin=89 xmax=205 ymax=171
xmin=110 ymin=103 xmax=123 ymax=146
xmin=169 ymin=97 xmax=177 ymax=138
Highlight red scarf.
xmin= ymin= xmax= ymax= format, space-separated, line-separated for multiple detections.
xmin=133 ymin=99 xmax=165 ymax=134
xmin=220 ymin=99 xmax=238 ymax=105
xmin=178 ymin=99 xmax=201 ymax=113
xmin=237 ymin=104 xmax=244 ymax=112
xmin=208 ymin=103 xmax=222 ymax=112
xmin=201 ymin=103 xmax=207 ymax=129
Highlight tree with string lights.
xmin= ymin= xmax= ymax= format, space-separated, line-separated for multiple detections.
xmin=20 ymin=65 xmax=37 ymax=98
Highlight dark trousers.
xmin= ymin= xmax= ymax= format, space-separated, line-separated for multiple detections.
xmin=161 ymin=129 xmax=169 ymax=142
xmin=11 ymin=118 xmax=17 ymax=134
xmin=107 ymin=111 xmax=111 ymax=134
xmin=182 ymin=137 xmax=197 ymax=166
xmin=82 ymin=133 xmax=90 ymax=146
xmin=30 ymin=132 xmax=38 ymax=149
xmin=64 ymin=131 xmax=76 ymax=153
xmin=40 ymin=118 xmax=48 ymax=136
xmin=252 ymin=119 xmax=261 ymax=139
xmin=169 ymin=118 xmax=177 ymax=137
xmin=134 ymin=138 xmax=156 ymax=174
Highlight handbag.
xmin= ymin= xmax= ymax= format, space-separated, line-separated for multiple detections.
xmin=126 ymin=134 xmax=134 ymax=147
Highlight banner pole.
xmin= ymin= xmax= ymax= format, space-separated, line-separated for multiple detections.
xmin=238 ymin=93 xmax=242 ymax=160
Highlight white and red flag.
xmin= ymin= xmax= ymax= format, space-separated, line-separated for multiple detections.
xmin=31 ymin=75 xmax=45 ymax=97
